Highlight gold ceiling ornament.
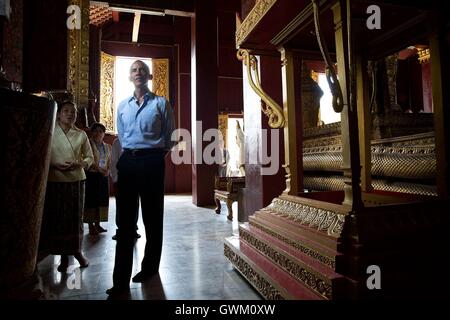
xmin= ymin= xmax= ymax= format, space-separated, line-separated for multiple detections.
xmin=237 ymin=49 xmax=285 ymax=128
xmin=417 ymin=48 xmax=430 ymax=64
xmin=67 ymin=0 xmax=89 ymax=111
xmin=235 ymin=0 xmax=277 ymax=48
xmin=89 ymin=5 xmax=112 ymax=27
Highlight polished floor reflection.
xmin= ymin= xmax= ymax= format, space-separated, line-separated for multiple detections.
xmin=37 ymin=195 xmax=261 ymax=300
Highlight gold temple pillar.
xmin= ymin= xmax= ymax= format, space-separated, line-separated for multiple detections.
xmin=331 ymin=1 xmax=362 ymax=208
xmin=67 ymin=0 xmax=90 ymax=126
xmin=279 ymin=48 xmax=299 ymax=195
xmin=355 ymin=23 xmax=372 ymax=192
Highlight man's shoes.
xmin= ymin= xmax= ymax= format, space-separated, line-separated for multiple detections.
xmin=57 ymin=262 xmax=69 ymax=272
xmin=112 ymin=233 xmax=141 ymax=240
xmin=106 ymin=286 xmax=130 ymax=297
xmin=132 ymin=270 xmax=158 ymax=283
xmin=57 ymin=255 xmax=69 ymax=272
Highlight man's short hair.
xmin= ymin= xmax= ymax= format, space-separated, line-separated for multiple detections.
xmin=130 ymin=60 xmax=150 ymax=76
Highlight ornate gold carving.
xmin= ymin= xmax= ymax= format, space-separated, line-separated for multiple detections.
xmin=218 ymin=114 xmax=228 ymax=148
xmin=89 ymin=5 xmax=112 ymax=27
xmin=239 ymin=228 xmax=332 ymax=299
xmin=303 ymin=175 xmax=438 ymax=196
xmin=267 ymin=198 xmax=346 ymax=238
xmin=224 ymin=244 xmax=285 ymax=300
xmin=100 ymin=51 xmax=115 ymax=132
xmin=417 ymin=48 xmax=430 ymax=64
xmin=68 ymin=0 xmax=90 ymax=112
xmin=152 ymin=58 xmax=170 ymax=101
xmin=302 ymin=141 xmax=436 ymax=179
xmin=235 ymin=0 xmax=277 ymax=47
xmin=249 ymin=219 xmax=335 ymax=268
xmin=282 ymin=164 xmax=292 ymax=195
xmin=237 ymin=49 xmax=285 ymax=128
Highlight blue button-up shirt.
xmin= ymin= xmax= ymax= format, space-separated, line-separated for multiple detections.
xmin=116 ymin=92 xmax=176 ymax=150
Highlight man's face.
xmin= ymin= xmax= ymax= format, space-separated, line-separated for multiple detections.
xmin=129 ymin=62 xmax=150 ymax=88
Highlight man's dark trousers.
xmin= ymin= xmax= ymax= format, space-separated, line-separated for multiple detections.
xmin=112 ymin=149 xmax=165 ymax=288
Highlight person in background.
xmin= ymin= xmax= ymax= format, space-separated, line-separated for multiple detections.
xmin=110 ymin=137 xmax=140 ymax=240
xmin=84 ymin=122 xmax=111 ymax=235
xmin=40 ymin=100 xmax=93 ymax=272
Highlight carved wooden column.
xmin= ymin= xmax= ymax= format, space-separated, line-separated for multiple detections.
xmin=354 ymin=19 xmax=372 ymax=193
xmin=331 ymin=1 xmax=362 ymax=208
xmin=279 ymin=48 xmax=300 ymax=195
xmin=429 ymin=22 xmax=450 ymax=198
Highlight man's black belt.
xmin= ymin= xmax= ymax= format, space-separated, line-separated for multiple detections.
xmin=123 ymin=148 xmax=165 ymax=156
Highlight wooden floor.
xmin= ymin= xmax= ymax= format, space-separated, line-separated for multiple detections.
xmin=37 ymin=195 xmax=261 ymax=300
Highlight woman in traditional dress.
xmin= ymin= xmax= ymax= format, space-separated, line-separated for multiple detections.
xmin=84 ymin=122 xmax=111 ymax=235
xmin=41 ymin=101 xmax=94 ymax=272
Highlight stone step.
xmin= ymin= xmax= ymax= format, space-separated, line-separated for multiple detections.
xmin=239 ymin=223 xmax=347 ymax=299
xmin=224 ymin=236 xmax=323 ymax=300
xmin=252 ymin=209 xmax=341 ymax=253
xmin=249 ymin=212 xmax=341 ymax=262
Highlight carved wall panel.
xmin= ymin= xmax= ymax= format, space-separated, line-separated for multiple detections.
xmin=218 ymin=114 xmax=228 ymax=148
xmin=100 ymin=51 xmax=115 ymax=133
xmin=152 ymin=58 xmax=170 ymax=101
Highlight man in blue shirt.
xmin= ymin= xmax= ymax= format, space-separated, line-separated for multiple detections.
xmin=107 ymin=60 xmax=175 ymax=297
